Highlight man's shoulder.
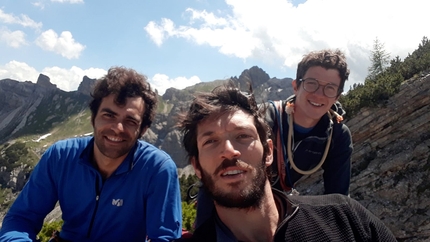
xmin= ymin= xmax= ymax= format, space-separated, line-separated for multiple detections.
xmin=50 ymin=136 xmax=92 ymax=151
xmin=283 ymin=193 xmax=361 ymax=222
xmin=135 ymin=140 xmax=176 ymax=166
xmin=136 ymin=140 xmax=169 ymax=156
xmin=286 ymin=193 xmax=352 ymax=207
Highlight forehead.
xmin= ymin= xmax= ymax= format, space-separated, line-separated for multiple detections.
xmin=304 ymin=66 xmax=341 ymax=85
xmin=99 ymin=94 xmax=145 ymax=116
xmin=197 ymin=109 xmax=256 ymax=136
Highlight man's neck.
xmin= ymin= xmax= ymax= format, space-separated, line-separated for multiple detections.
xmin=92 ymin=150 xmax=128 ymax=179
xmin=215 ymin=181 xmax=279 ymax=242
xmin=291 ymin=105 xmax=319 ymax=128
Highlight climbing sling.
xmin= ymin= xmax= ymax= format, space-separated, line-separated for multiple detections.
xmin=269 ymin=100 xmax=341 ymax=192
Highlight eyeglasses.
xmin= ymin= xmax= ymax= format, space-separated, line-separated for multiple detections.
xmin=299 ymin=78 xmax=339 ymax=98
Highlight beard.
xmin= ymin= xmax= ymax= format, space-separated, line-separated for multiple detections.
xmin=199 ymin=158 xmax=267 ymax=210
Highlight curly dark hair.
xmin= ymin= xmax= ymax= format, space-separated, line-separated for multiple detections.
xmin=296 ymin=49 xmax=350 ymax=96
xmin=89 ymin=66 xmax=157 ymax=133
xmin=177 ymin=82 xmax=271 ymax=165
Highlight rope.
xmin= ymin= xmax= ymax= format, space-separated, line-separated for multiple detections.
xmin=286 ymin=109 xmax=334 ymax=175
xmin=270 ymin=100 xmax=291 ymax=192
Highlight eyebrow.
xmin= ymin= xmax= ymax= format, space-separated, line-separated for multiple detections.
xmin=306 ymin=78 xmax=339 ymax=86
xmin=197 ymin=125 xmax=254 ymax=140
xmin=100 ymin=108 xmax=140 ymax=122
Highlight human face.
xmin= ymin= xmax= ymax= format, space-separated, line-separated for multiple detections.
xmin=92 ymin=94 xmax=145 ymax=164
xmin=192 ymin=110 xmax=273 ymax=209
xmin=292 ymin=66 xmax=341 ymax=127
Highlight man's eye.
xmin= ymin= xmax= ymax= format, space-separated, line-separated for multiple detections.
xmin=203 ymin=139 xmax=216 ymax=146
xmin=103 ymin=113 xmax=114 ymax=118
xmin=326 ymin=85 xmax=337 ymax=91
xmin=237 ymin=134 xmax=252 ymax=139
xmin=126 ymin=120 xmax=138 ymax=126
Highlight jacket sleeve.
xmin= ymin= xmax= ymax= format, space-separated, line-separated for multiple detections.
xmin=347 ymin=197 xmax=397 ymax=241
xmin=0 ymin=145 xmax=59 ymax=242
xmin=322 ymin=123 xmax=353 ymax=195
xmin=146 ymin=157 xmax=182 ymax=242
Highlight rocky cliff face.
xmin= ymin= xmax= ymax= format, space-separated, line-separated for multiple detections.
xmin=0 ymin=79 xmax=54 ymax=143
xmin=348 ymin=73 xmax=430 ymax=241
xmin=0 ymin=78 xmax=91 ymax=144
xmin=77 ymin=76 xmax=96 ymax=96
xmin=295 ymin=73 xmax=430 ymax=241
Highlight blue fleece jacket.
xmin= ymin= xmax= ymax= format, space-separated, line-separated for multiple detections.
xmin=0 ymin=137 xmax=182 ymax=242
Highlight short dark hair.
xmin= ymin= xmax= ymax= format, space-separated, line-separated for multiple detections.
xmin=296 ymin=49 xmax=350 ymax=96
xmin=177 ymin=82 xmax=271 ymax=164
xmin=89 ymin=66 xmax=157 ymax=132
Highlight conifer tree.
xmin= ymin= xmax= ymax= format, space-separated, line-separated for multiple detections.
xmin=367 ymin=37 xmax=390 ymax=81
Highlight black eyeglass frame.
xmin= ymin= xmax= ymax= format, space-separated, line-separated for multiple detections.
xmin=298 ymin=78 xmax=340 ymax=98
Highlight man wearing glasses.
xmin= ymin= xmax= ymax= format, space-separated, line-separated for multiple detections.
xmin=265 ymin=49 xmax=353 ymax=196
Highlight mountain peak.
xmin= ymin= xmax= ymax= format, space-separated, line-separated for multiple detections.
xmin=36 ymin=74 xmax=57 ymax=89
xmin=77 ymin=76 xmax=97 ymax=96
xmin=238 ymin=66 xmax=270 ymax=87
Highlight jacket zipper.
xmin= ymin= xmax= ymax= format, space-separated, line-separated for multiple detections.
xmin=274 ymin=205 xmax=299 ymax=240
xmin=87 ymin=177 xmax=102 ymax=238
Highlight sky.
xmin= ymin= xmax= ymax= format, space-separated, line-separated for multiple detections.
xmin=1 ymin=0 xmax=429 ymax=95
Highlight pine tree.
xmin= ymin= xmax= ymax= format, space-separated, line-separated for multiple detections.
xmin=367 ymin=37 xmax=390 ymax=81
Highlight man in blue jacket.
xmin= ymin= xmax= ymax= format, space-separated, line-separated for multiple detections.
xmin=0 ymin=67 xmax=182 ymax=242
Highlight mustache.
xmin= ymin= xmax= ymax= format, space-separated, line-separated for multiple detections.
xmin=213 ymin=158 xmax=246 ymax=175
xmin=102 ymin=130 xmax=128 ymax=139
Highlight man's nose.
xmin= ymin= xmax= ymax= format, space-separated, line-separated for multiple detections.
xmin=220 ymin=140 xmax=241 ymax=159
xmin=314 ymin=85 xmax=325 ymax=96
xmin=111 ymin=121 xmax=124 ymax=132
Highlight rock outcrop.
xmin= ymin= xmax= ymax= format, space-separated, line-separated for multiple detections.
xmin=77 ymin=76 xmax=96 ymax=96
xmin=36 ymin=74 xmax=57 ymax=89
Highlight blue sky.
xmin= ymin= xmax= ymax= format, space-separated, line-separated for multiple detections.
xmin=1 ymin=0 xmax=429 ymax=95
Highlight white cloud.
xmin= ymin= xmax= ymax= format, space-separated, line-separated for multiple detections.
xmin=150 ymin=74 xmax=201 ymax=95
xmin=40 ymin=66 xmax=105 ymax=91
xmin=0 ymin=9 xmax=42 ymax=29
xmin=0 ymin=61 xmax=197 ymax=95
xmin=0 ymin=61 xmax=40 ymax=82
xmin=32 ymin=2 xmax=45 ymax=9
xmin=0 ymin=61 xmax=106 ymax=91
xmin=35 ymin=29 xmax=86 ymax=59
xmin=51 ymin=0 xmax=84 ymax=3
xmin=146 ymin=0 xmax=430 ymax=87
xmin=0 ymin=27 xmax=28 ymax=48
xmin=144 ymin=19 xmax=174 ymax=47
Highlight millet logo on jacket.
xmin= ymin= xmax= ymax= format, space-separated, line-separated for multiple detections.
xmin=112 ymin=199 xmax=123 ymax=207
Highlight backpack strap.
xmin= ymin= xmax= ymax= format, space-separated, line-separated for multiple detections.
xmin=270 ymin=100 xmax=292 ymax=192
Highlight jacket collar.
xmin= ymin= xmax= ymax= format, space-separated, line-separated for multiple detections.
xmin=79 ymin=137 xmax=139 ymax=176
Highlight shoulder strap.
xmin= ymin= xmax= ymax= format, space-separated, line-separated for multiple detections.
xmin=269 ymin=100 xmax=292 ymax=192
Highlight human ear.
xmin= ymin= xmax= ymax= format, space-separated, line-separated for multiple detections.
xmin=191 ymin=157 xmax=202 ymax=179
xmin=265 ymin=139 xmax=273 ymax=167
xmin=292 ymin=80 xmax=298 ymax=92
